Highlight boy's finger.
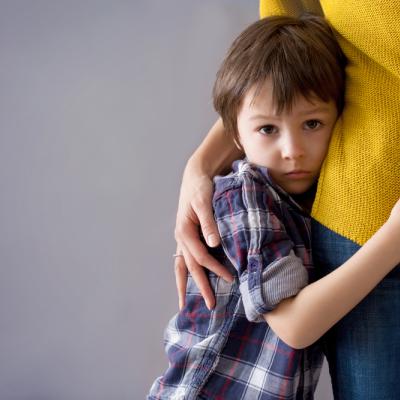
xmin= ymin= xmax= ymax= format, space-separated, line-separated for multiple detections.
xmin=174 ymin=252 xmax=188 ymax=310
xmin=182 ymin=247 xmax=216 ymax=310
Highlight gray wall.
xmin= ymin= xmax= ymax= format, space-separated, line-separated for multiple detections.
xmin=0 ymin=1 xmax=333 ymax=399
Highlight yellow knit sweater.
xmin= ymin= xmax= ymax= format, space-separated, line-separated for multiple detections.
xmin=260 ymin=0 xmax=400 ymax=245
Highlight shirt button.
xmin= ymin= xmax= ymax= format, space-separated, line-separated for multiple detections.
xmin=249 ymin=259 xmax=258 ymax=271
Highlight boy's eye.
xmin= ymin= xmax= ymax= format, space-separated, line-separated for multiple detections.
xmin=304 ymin=119 xmax=322 ymax=130
xmin=259 ymin=125 xmax=278 ymax=135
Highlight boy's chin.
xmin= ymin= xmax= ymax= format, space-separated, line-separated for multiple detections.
xmin=281 ymin=180 xmax=316 ymax=195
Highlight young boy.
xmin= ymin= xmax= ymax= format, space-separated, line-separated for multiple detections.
xmin=148 ymin=14 xmax=400 ymax=400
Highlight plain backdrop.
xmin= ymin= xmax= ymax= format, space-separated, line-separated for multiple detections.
xmin=0 ymin=1 xmax=334 ymax=399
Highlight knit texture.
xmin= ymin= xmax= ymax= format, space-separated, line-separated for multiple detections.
xmin=260 ymin=0 xmax=400 ymax=245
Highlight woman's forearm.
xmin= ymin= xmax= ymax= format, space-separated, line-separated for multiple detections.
xmin=264 ymin=220 xmax=400 ymax=349
xmin=188 ymin=118 xmax=243 ymax=177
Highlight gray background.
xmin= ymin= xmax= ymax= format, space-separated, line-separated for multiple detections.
xmin=0 ymin=1 xmax=333 ymax=399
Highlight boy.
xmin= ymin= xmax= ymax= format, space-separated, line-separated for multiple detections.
xmin=148 ymin=14 xmax=400 ymax=399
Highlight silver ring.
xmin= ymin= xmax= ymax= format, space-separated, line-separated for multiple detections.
xmin=173 ymin=253 xmax=184 ymax=258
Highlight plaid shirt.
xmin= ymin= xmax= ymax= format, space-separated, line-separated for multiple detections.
xmin=148 ymin=160 xmax=323 ymax=400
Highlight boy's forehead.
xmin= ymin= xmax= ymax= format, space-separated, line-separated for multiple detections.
xmin=243 ymin=84 xmax=336 ymax=118
xmin=244 ymin=79 xmax=274 ymax=111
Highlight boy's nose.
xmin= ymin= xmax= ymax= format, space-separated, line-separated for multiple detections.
xmin=281 ymin=135 xmax=306 ymax=160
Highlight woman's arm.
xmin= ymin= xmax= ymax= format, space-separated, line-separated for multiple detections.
xmin=265 ymin=201 xmax=400 ymax=349
xmin=188 ymin=118 xmax=243 ymax=177
xmin=174 ymin=118 xmax=242 ymax=309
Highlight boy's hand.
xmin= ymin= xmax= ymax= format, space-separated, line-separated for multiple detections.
xmin=174 ymin=165 xmax=233 ymax=310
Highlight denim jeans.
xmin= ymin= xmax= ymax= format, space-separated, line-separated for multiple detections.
xmin=312 ymin=220 xmax=400 ymax=400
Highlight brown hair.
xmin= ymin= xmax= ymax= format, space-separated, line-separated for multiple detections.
xmin=213 ymin=13 xmax=347 ymax=144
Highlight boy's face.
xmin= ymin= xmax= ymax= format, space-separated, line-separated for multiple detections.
xmin=236 ymin=79 xmax=338 ymax=194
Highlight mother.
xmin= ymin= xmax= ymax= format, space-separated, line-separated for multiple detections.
xmin=174 ymin=1 xmax=400 ymax=399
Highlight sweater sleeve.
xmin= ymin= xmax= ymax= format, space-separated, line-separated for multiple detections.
xmin=213 ymin=171 xmax=309 ymax=323
xmin=259 ymin=0 xmax=323 ymax=19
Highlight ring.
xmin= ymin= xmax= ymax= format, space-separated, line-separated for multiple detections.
xmin=173 ymin=253 xmax=184 ymax=258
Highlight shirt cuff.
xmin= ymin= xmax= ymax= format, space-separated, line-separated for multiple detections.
xmin=239 ymin=251 xmax=309 ymax=322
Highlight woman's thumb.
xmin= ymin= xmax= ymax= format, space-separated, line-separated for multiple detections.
xmin=199 ymin=211 xmax=220 ymax=247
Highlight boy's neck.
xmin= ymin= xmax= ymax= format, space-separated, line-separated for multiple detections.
xmin=291 ymin=182 xmax=317 ymax=214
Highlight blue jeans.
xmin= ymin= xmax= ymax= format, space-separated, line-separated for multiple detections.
xmin=312 ymin=220 xmax=400 ymax=400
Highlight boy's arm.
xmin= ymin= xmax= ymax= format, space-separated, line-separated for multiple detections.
xmin=213 ymin=164 xmax=309 ymax=322
xmin=264 ymin=200 xmax=400 ymax=349
xmin=175 ymin=118 xmax=243 ymax=310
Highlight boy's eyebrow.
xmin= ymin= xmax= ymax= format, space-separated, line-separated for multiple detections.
xmin=299 ymin=106 xmax=333 ymax=115
xmin=249 ymin=113 xmax=279 ymax=121
xmin=249 ymin=106 xmax=333 ymax=121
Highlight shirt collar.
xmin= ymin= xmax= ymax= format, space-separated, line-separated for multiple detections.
xmin=232 ymin=158 xmax=309 ymax=214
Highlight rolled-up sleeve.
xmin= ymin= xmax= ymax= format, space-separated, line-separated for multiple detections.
xmin=213 ymin=170 xmax=309 ymax=323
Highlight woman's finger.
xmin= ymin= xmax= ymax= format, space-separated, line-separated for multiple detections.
xmin=176 ymin=219 xmax=233 ymax=282
xmin=181 ymin=244 xmax=216 ymax=310
xmin=174 ymin=248 xmax=188 ymax=310
xmin=195 ymin=200 xmax=221 ymax=248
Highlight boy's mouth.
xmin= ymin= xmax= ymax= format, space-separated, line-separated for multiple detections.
xmin=285 ymin=170 xmax=312 ymax=179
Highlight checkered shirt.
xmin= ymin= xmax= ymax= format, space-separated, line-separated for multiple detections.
xmin=148 ymin=160 xmax=323 ymax=400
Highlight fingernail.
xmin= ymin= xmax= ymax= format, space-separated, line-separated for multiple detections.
xmin=205 ymin=300 xmax=214 ymax=310
xmin=207 ymin=234 xmax=218 ymax=247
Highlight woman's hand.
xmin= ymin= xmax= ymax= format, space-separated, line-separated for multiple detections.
xmin=174 ymin=161 xmax=234 ymax=310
